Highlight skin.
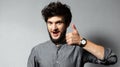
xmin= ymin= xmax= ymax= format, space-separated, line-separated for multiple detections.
xmin=47 ymin=16 xmax=104 ymax=60
xmin=47 ymin=16 xmax=67 ymax=45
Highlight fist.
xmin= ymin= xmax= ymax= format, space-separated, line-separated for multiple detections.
xmin=66 ymin=24 xmax=81 ymax=45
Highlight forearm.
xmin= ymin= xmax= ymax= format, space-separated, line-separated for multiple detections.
xmin=65 ymin=24 xmax=116 ymax=62
xmin=81 ymin=38 xmax=117 ymax=65
xmin=83 ymin=40 xmax=104 ymax=60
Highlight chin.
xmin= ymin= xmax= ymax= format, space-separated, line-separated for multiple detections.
xmin=48 ymin=30 xmax=66 ymax=43
xmin=51 ymin=34 xmax=60 ymax=39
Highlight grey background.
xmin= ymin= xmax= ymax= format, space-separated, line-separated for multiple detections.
xmin=0 ymin=0 xmax=119 ymax=67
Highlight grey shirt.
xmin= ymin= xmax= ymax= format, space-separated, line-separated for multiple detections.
xmin=27 ymin=40 xmax=117 ymax=67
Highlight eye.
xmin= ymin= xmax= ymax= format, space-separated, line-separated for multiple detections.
xmin=47 ymin=21 xmax=52 ymax=25
xmin=56 ymin=21 xmax=63 ymax=25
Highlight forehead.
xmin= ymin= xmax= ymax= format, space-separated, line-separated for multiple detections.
xmin=47 ymin=16 xmax=63 ymax=22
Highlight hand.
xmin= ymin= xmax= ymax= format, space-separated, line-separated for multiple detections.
xmin=66 ymin=24 xmax=81 ymax=45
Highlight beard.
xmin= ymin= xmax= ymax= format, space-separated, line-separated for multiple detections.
xmin=48 ymin=29 xmax=66 ymax=44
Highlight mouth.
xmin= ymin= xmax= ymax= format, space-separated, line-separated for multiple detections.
xmin=52 ymin=31 xmax=60 ymax=37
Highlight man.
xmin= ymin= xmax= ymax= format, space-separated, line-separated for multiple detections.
xmin=27 ymin=2 xmax=117 ymax=67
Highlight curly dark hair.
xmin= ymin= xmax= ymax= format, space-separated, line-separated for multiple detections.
xmin=41 ymin=1 xmax=72 ymax=26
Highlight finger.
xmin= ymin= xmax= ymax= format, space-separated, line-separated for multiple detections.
xmin=66 ymin=33 xmax=72 ymax=39
xmin=71 ymin=24 xmax=78 ymax=33
xmin=66 ymin=38 xmax=73 ymax=45
xmin=66 ymin=35 xmax=71 ymax=41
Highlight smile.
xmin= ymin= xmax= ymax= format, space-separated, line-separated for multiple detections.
xmin=52 ymin=31 xmax=60 ymax=37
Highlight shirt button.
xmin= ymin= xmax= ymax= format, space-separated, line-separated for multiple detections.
xmin=56 ymin=61 xmax=59 ymax=64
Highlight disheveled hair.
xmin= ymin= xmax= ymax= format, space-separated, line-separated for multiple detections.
xmin=41 ymin=1 xmax=72 ymax=26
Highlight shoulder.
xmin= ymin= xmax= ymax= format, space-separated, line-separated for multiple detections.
xmin=32 ymin=40 xmax=51 ymax=51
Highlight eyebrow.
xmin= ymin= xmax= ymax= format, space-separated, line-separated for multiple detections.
xmin=47 ymin=20 xmax=64 ymax=23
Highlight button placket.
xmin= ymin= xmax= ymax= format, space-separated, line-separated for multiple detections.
xmin=55 ymin=47 xmax=61 ymax=67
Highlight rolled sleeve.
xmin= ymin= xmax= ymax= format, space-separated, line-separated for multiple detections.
xmin=98 ymin=48 xmax=117 ymax=65
xmin=82 ymin=48 xmax=117 ymax=65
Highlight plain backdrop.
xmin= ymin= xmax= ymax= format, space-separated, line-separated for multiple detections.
xmin=0 ymin=0 xmax=119 ymax=67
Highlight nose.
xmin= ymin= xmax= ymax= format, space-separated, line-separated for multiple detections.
xmin=52 ymin=24 xmax=58 ymax=31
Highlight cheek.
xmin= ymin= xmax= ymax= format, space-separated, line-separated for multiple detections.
xmin=47 ymin=27 xmax=50 ymax=31
xmin=59 ymin=26 xmax=66 ymax=32
xmin=47 ymin=26 xmax=51 ymax=31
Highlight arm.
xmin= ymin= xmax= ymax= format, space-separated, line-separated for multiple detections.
xmin=27 ymin=47 xmax=39 ymax=67
xmin=66 ymin=24 xmax=117 ymax=64
xmin=83 ymin=39 xmax=104 ymax=60
xmin=66 ymin=24 xmax=104 ymax=60
xmin=82 ymin=48 xmax=117 ymax=65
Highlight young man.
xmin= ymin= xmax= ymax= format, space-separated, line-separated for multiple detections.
xmin=27 ymin=2 xmax=117 ymax=67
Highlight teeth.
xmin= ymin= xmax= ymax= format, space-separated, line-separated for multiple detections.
xmin=53 ymin=31 xmax=59 ymax=33
xmin=53 ymin=32 xmax=58 ymax=34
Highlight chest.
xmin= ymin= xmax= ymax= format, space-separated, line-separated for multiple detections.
xmin=37 ymin=45 xmax=82 ymax=67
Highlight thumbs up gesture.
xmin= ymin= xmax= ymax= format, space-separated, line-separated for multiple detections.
xmin=66 ymin=24 xmax=82 ymax=45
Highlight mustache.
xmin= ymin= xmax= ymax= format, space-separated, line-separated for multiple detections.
xmin=52 ymin=29 xmax=59 ymax=32
xmin=47 ymin=29 xmax=66 ymax=44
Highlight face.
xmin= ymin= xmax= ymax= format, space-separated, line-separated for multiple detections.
xmin=47 ymin=16 xmax=67 ymax=44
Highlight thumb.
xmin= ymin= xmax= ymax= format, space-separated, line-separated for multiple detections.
xmin=71 ymin=24 xmax=78 ymax=33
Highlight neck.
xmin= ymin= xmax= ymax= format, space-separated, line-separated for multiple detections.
xmin=54 ymin=38 xmax=66 ymax=45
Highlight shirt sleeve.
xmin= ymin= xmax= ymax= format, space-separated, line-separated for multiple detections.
xmin=27 ymin=47 xmax=40 ymax=67
xmin=82 ymin=48 xmax=117 ymax=65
